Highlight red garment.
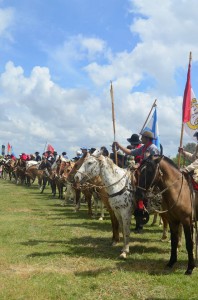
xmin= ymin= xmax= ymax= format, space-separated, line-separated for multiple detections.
xmin=137 ymin=200 xmax=144 ymax=210
xmin=191 ymin=178 xmax=198 ymax=191
xmin=139 ymin=142 xmax=152 ymax=163
xmin=134 ymin=144 xmax=142 ymax=163
xmin=21 ymin=154 xmax=27 ymax=161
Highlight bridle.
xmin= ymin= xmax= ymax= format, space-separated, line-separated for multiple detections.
xmin=75 ymin=154 xmax=132 ymax=196
xmin=136 ymin=156 xmax=164 ymax=193
xmin=136 ymin=156 xmax=184 ymax=214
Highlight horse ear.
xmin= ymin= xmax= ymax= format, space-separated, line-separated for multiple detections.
xmin=93 ymin=149 xmax=102 ymax=157
xmin=152 ymin=155 xmax=162 ymax=164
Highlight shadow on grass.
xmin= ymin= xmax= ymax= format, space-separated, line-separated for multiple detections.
xmin=74 ymin=257 xmax=188 ymax=278
xmin=22 ymin=235 xmax=167 ymax=262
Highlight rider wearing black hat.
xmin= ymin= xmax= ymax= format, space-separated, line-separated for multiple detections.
xmin=35 ymin=152 xmax=41 ymax=162
xmin=127 ymin=133 xmax=141 ymax=145
xmin=127 ymin=134 xmax=142 ymax=163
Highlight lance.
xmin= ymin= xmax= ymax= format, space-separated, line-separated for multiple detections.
xmin=43 ymin=141 xmax=47 ymax=154
xmin=140 ymin=99 xmax=157 ymax=134
xmin=178 ymin=51 xmax=192 ymax=168
xmin=110 ymin=81 xmax=118 ymax=165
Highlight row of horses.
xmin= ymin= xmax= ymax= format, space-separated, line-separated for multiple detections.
xmin=74 ymin=151 xmax=198 ymax=275
xmin=1 ymin=151 xmax=197 ymax=275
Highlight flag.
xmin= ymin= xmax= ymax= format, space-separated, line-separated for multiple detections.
xmin=182 ymin=61 xmax=198 ymax=139
xmin=141 ymin=106 xmax=160 ymax=150
xmin=1 ymin=145 xmax=5 ymax=156
xmin=11 ymin=146 xmax=15 ymax=156
xmin=182 ymin=61 xmax=192 ymax=123
xmin=7 ymin=143 xmax=11 ymax=154
xmin=47 ymin=144 xmax=54 ymax=153
xmin=184 ymin=94 xmax=198 ymax=140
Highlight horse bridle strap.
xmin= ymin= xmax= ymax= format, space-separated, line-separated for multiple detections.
xmin=108 ymin=186 xmax=131 ymax=198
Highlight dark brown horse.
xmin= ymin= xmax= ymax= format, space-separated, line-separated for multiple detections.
xmin=136 ymin=155 xmax=197 ymax=275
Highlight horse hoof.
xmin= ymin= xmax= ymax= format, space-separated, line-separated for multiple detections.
xmin=185 ymin=269 xmax=193 ymax=275
xmin=177 ymin=242 xmax=182 ymax=249
xmin=111 ymin=241 xmax=118 ymax=246
xmin=161 ymin=236 xmax=168 ymax=242
xmin=119 ymin=252 xmax=127 ymax=259
xmin=166 ymin=260 xmax=177 ymax=268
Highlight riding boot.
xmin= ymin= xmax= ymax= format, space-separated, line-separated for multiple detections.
xmin=134 ymin=215 xmax=143 ymax=233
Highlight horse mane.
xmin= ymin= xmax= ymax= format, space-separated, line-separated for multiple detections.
xmin=162 ymin=156 xmax=179 ymax=170
xmin=105 ymin=156 xmax=123 ymax=174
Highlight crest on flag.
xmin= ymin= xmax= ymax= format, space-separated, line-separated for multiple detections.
xmin=141 ymin=106 xmax=160 ymax=150
xmin=184 ymin=92 xmax=198 ymax=140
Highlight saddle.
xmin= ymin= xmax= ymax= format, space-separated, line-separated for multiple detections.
xmin=191 ymin=177 xmax=198 ymax=191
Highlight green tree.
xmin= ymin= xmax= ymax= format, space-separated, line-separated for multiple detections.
xmin=171 ymin=142 xmax=196 ymax=166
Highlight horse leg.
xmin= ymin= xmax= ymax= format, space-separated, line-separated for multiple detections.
xmin=161 ymin=214 xmax=168 ymax=241
xmin=166 ymin=222 xmax=179 ymax=268
xmin=87 ymin=192 xmax=93 ymax=217
xmin=99 ymin=194 xmax=120 ymax=244
xmin=98 ymin=200 xmax=104 ymax=221
xmin=183 ymin=223 xmax=195 ymax=275
xmin=74 ymin=189 xmax=81 ymax=212
xmin=151 ymin=212 xmax=158 ymax=226
xmin=40 ymin=177 xmax=47 ymax=193
xmin=109 ymin=210 xmax=120 ymax=245
xmin=120 ymin=210 xmax=131 ymax=259
xmin=51 ymin=180 xmax=56 ymax=198
xmin=178 ymin=223 xmax=183 ymax=248
xmin=95 ymin=198 xmax=98 ymax=218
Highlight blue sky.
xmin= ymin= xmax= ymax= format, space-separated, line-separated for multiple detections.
xmin=0 ymin=0 xmax=198 ymax=157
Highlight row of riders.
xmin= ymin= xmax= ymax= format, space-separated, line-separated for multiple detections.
xmin=1 ymin=130 xmax=198 ymax=274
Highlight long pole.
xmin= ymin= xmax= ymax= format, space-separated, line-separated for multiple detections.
xmin=140 ymin=99 xmax=157 ymax=134
xmin=178 ymin=52 xmax=192 ymax=168
xmin=43 ymin=141 xmax=47 ymax=154
xmin=110 ymin=81 xmax=118 ymax=165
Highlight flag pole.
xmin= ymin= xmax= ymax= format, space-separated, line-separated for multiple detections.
xmin=178 ymin=52 xmax=192 ymax=168
xmin=140 ymin=99 xmax=157 ymax=134
xmin=110 ymin=81 xmax=118 ymax=165
xmin=43 ymin=141 xmax=47 ymax=154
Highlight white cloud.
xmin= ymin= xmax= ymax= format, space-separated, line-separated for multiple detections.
xmin=0 ymin=6 xmax=15 ymax=41
xmin=1 ymin=1 xmax=198 ymax=159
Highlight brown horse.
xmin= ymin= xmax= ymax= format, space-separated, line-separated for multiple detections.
xmin=136 ymin=155 xmax=197 ymax=275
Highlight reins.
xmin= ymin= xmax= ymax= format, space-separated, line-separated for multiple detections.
xmin=75 ymin=154 xmax=132 ymax=194
xmin=153 ymin=174 xmax=184 ymax=214
xmin=136 ymin=157 xmax=185 ymax=214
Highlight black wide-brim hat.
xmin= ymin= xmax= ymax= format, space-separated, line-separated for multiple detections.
xmin=193 ymin=131 xmax=198 ymax=138
xmin=127 ymin=134 xmax=141 ymax=145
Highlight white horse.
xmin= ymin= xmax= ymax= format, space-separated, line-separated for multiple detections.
xmin=74 ymin=149 xmax=135 ymax=258
xmin=26 ymin=160 xmax=40 ymax=169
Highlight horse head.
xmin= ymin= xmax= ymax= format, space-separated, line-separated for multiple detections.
xmin=136 ymin=155 xmax=163 ymax=199
xmin=74 ymin=150 xmax=103 ymax=184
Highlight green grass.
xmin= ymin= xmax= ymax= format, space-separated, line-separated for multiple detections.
xmin=0 ymin=179 xmax=198 ymax=300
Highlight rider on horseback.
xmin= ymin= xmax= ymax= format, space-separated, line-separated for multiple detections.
xmin=178 ymin=131 xmax=198 ymax=180
xmin=114 ymin=130 xmax=160 ymax=233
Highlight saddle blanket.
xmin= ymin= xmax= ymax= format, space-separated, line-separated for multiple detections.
xmin=191 ymin=177 xmax=198 ymax=191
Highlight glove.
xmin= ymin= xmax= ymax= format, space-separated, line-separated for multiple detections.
xmin=180 ymin=168 xmax=188 ymax=175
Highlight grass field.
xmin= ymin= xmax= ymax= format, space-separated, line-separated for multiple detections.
xmin=0 ymin=179 xmax=198 ymax=300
